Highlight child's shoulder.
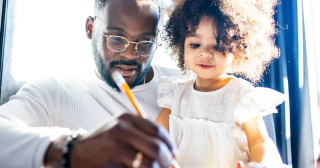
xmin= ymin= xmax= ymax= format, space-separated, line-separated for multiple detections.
xmin=231 ymin=76 xmax=255 ymax=92
xmin=230 ymin=77 xmax=269 ymax=101
xmin=158 ymin=76 xmax=194 ymax=95
xmin=232 ymin=76 xmax=286 ymax=105
xmin=158 ymin=76 xmax=194 ymax=91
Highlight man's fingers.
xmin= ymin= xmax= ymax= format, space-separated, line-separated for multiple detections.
xmin=119 ymin=114 xmax=178 ymax=157
xmin=111 ymin=119 xmax=172 ymax=168
xmin=119 ymin=146 xmax=161 ymax=168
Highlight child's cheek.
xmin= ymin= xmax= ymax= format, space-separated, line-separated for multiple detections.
xmin=184 ymin=53 xmax=193 ymax=68
xmin=184 ymin=46 xmax=197 ymax=55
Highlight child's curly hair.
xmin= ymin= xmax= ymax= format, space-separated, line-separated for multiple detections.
xmin=163 ymin=0 xmax=279 ymax=84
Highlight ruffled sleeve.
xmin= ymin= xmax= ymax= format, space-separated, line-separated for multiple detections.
xmin=234 ymin=86 xmax=287 ymax=124
xmin=157 ymin=77 xmax=177 ymax=110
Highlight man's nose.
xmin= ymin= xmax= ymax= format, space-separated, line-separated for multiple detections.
xmin=120 ymin=43 xmax=139 ymax=59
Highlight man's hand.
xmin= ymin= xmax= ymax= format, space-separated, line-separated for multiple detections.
xmin=45 ymin=113 xmax=177 ymax=168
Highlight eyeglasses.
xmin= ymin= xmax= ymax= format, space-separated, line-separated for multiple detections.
xmin=104 ymin=35 xmax=161 ymax=57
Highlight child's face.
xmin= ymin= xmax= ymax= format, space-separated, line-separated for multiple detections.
xmin=184 ymin=16 xmax=234 ymax=80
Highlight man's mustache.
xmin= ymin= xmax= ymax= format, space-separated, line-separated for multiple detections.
xmin=110 ymin=60 xmax=141 ymax=69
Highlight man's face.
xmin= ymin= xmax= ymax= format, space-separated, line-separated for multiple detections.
xmin=91 ymin=0 xmax=159 ymax=90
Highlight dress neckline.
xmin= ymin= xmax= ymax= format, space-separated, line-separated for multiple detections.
xmin=191 ymin=76 xmax=235 ymax=95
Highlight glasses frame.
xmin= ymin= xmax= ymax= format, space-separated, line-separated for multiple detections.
xmin=104 ymin=35 xmax=161 ymax=57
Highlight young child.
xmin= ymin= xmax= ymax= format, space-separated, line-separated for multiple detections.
xmin=156 ymin=0 xmax=285 ymax=167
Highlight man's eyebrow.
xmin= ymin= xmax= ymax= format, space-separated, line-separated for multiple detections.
xmin=106 ymin=26 xmax=126 ymax=33
xmin=106 ymin=26 xmax=156 ymax=37
xmin=140 ymin=32 xmax=157 ymax=37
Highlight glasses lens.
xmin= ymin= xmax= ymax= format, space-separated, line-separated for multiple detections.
xmin=136 ymin=41 xmax=156 ymax=56
xmin=107 ymin=36 xmax=128 ymax=52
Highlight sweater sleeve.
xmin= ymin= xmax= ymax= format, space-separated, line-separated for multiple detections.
xmin=0 ymin=77 xmax=72 ymax=168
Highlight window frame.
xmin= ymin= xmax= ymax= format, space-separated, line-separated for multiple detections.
xmin=0 ymin=0 xmax=8 ymax=98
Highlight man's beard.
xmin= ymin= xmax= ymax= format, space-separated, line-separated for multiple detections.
xmin=92 ymin=37 xmax=152 ymax=91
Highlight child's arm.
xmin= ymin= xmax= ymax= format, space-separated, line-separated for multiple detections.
xmin=243 ymin=115 xmax=283 ymax=166
xmin=156 ymin=108 xmax=171 ymax=131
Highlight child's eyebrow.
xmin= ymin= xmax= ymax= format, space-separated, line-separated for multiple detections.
xmin=185 ymin=32 xmax=217 ymax=38
xmin=186 ymin=32 xmax=201 ymax=38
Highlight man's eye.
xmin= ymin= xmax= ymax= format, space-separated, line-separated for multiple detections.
xmin=190 ymin=43 xmax=200 ymax=48
xmin=112 ymin=37 xmax=122 ymax=41
xmin=140 ymin=42 xmax=152 ymax=46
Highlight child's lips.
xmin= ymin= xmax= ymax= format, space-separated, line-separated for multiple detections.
xmin=197 ymin=64 xmax=214 ymax=69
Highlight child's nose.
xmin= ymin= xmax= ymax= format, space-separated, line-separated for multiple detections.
xmin=199 ymin=50 xmax=213 ymax=58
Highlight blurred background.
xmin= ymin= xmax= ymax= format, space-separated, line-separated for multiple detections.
xmin=0 ymin=0 xmax=319 ymax=167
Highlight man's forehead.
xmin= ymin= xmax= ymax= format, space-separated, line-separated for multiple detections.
xmin=97 ymin=0 xmax=159 ymax=36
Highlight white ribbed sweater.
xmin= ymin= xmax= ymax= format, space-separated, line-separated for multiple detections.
xmin=0 ymin=65 xmax=182 ymax=168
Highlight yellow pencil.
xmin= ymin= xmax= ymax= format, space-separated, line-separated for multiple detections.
xmin=111 ymin=70 xmax=180 ymax=168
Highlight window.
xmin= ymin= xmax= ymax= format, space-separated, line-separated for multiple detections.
xmin=301 ymin=0 xmax=320 ymax=165
xmin=0 ymin=0 xmax=177 ymax=104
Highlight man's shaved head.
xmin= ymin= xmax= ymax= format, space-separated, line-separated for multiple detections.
xmin=94 ymin=0 xmax=161 ymax=15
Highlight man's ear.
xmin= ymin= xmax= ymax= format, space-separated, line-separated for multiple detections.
xmin=86 ymin=16 xmax=95 ymax=39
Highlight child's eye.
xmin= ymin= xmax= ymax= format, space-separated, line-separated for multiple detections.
xmin=214 ymin=45 xmax=225 ymax=52
xmin=190 ymin=43 xmax=200 ymax=48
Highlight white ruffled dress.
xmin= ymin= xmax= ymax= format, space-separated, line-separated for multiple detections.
xmin=157 ymin=76 xmax=286 ymax=168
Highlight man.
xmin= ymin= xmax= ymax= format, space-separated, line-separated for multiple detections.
xmin=0 ymin=0 xmax=178 ymax=167
xmin=0 ymin=0 xmax=277 ymax=168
